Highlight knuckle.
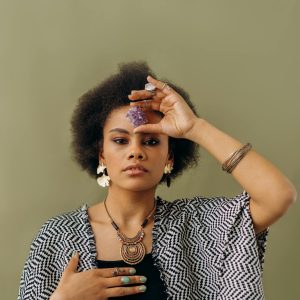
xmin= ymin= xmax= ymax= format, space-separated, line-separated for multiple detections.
xmin=98 ymin=289 xmax=108 ymax=300
xmin=86 ymin=270 xmax=94 ymax=279
xmin=97 ymin=277 xmax=105 ymax=288
xmin=117 ymin=287 xmax=127 ymax=296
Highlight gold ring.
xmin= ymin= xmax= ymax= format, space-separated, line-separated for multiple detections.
xmin=161 ymin=83 xmax=167 ymax=90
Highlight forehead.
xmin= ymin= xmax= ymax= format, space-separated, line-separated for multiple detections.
xmin=103 ymin=106 xmax=162 ymax=132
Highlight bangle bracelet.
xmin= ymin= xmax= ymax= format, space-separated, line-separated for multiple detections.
xmin=222 ymin=143 xmax=252 ymax=174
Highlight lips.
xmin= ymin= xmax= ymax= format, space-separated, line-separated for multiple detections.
xmin=123 ymin=164 xmax=148 ymax=173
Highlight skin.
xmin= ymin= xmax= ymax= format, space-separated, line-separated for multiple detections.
xmin=91 ymin=106 xmax=173 ymax=239
xmin=130 ymin=75 xmax=297 ymax=234
xmin=51 ymin=75 xmax=297 ymax=300
xmin=51 ymin=106 xmax=173 ymax=299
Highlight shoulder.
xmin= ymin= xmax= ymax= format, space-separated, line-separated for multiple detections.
xmin=39 ymin=204 xmax=88 ymax=232
xmin=18 ymin=205 xmax=93 ymax=299
xmin=30 ymin=204 xmax=89 ymax=252
xmin=157 ymin=192 xmax=250 ymax=221
xmin=159 ymin=191 xmax=249 ymax=211
xmin=46 ymin=204 xmax=87 ymax=223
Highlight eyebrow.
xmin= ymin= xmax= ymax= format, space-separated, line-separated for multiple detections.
xmin=108 ymin=128 xmax=159 ymax=136
xmin=109 ymin=128 xmax=130 ymax=134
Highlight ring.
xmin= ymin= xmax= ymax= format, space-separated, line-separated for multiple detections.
xmin=141 ymin=100 xmax=151 ymax=109
xmin=112 ymin=267 xmax=121 ymax=276
xmin=161 ymin=83 xmax=167 ymax=90
xmin=145 ymin=83 xmax=156 ymax=95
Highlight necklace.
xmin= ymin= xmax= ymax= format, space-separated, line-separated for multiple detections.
xmin=104 ymin=197 xmax=156 ymax=265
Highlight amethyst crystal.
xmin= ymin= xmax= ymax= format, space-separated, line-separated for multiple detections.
xmin=126 ymin=106 xmax=148 ymax=128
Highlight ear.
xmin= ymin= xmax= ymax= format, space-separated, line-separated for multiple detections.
xmin=167 ymin=151 xmax=174 ymax=165
xmin=98 ymin=144 xmax=105 ymax=164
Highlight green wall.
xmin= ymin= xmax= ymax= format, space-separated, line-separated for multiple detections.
xmin=1 ymin=1 xmax=299 ymax=299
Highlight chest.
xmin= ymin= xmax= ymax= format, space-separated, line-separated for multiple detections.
xmin=90 ymin=221 xmax=154 ymax=261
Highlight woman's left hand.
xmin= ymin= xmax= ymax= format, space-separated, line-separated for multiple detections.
xmin=128 ymin=76 xmax=198 ymax=139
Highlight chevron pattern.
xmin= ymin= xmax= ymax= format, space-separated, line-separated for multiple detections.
xmin=18 ymin=192 xmax=268 ymax=299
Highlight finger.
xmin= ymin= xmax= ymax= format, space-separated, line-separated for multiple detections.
xmin=106 ymin=285 xmax=147 ymax=298
xmin=129 ymin=100 xmax=161 ymax=112
xmin=147 ymin=75 xmax=173 ymax=95
xmin=95 ymin=267 xmax=136 ymax=278
xmin=64 ymin=251 xmax=79 ymax=274
xmin=128 ymin=90 xmax=165 ymax=101
xmin=133 ymin=123 xmax=162 ymax=134
xmin=104 ymin=275 xmax=147 ymax=288
xmin=129 ymin=90 xmax=153 ymax=100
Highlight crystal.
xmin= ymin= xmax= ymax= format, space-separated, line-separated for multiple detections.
xmin=145 ymin=83 xmax=156 ymax=92
xmin=126 ymin=106 xmax=148 ymax=128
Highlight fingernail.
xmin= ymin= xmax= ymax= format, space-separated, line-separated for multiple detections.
xmin=140 ymin=276 xmax=147 ymax=283
xmin=139 ymin=285 xmax=147 ymax=292
xmin=121 ymin=276 xmax=131 ymax=284
xmin=131 ymin=90 xmax=138 ymax=94
xmin=72 ymin=251 xmax=77 ymax=257
xmin=129 ymin=268 xmax=136 ymax=275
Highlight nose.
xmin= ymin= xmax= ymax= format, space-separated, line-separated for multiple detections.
xmin=128 ymin=142 xmax=146 ymax=161
xmin=128 ymin=151 xmax=146 ymax=160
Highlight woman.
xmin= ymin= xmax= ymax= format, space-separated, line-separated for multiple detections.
xmin=18 ymin=62 xmax=297 ymax=300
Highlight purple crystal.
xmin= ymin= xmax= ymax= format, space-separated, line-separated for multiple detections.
xmin=126 ymin=106 xmax=148 ymax=128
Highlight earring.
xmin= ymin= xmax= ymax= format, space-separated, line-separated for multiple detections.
xmin=97 ymin=162 xmax=110 ymax=187
xmin=164 ymin=163 xmax=173 ymax=188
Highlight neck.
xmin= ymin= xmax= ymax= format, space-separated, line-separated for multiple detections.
xmin=103 ymin=186 xmax=157 ymax=228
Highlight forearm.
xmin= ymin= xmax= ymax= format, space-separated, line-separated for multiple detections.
xmin=186 ymin=118 xmax=297 ymax=215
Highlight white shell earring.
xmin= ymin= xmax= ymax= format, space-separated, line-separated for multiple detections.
xmin=164 ymin=163 xmax=173 ymax=174
xmin=97 ymin=162 xmax=110 ymax=187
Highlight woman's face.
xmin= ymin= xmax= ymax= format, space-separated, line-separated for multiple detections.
xmin=100 ymin=106 xmax=171 ymax=192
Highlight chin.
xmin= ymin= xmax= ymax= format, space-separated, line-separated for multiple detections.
xmin=125 ymin=184 xmax=157 ymax=193
xmin=115 ymin=180 xmax=158 ymax=192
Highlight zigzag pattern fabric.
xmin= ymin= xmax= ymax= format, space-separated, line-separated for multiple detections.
xmin=18 ymin=191 xmax=268 ymax=299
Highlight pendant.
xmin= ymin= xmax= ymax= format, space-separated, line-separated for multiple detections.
xmin=120 ymin=242 xmax=146 ymax=265
xmin=117 ymin=228 xmax=146 ymax=265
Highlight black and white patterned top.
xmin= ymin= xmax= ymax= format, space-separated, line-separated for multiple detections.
xmin=18 ymin=191 xmax=269 ymax=300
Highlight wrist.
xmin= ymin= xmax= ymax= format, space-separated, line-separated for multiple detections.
xmin=184 ymin=118 xmax=207 ymax=144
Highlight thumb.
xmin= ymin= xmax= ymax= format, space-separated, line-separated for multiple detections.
xmin=64 ymin=251 xmax=79 ymax=274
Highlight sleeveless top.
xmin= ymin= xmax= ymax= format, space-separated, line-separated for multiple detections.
xmin=96 ymin=252 xmax=168 ymax=299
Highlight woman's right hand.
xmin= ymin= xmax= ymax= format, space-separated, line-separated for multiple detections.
xmin=50 ymin=252 xmax=147 ymax=300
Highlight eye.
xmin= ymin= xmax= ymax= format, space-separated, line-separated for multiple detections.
xmin=112 ymin=138 xmax=128 ymax=144
xmin=143 ymin=138 xmax=160 ymax=146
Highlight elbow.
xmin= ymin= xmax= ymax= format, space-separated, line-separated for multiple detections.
xmin=288 ymin=185 xmax=297 ymax=204
xmin=284 ymin=181 xmax=297 ymax=205
xmin=277 ymin=184 xmax=297 ymax=216
xmin=250 ymin=182 xmax=297 ymax=227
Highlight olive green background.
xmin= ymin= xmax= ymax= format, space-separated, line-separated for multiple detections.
xmin=1 ymin=1 xmax=299 ymax=299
